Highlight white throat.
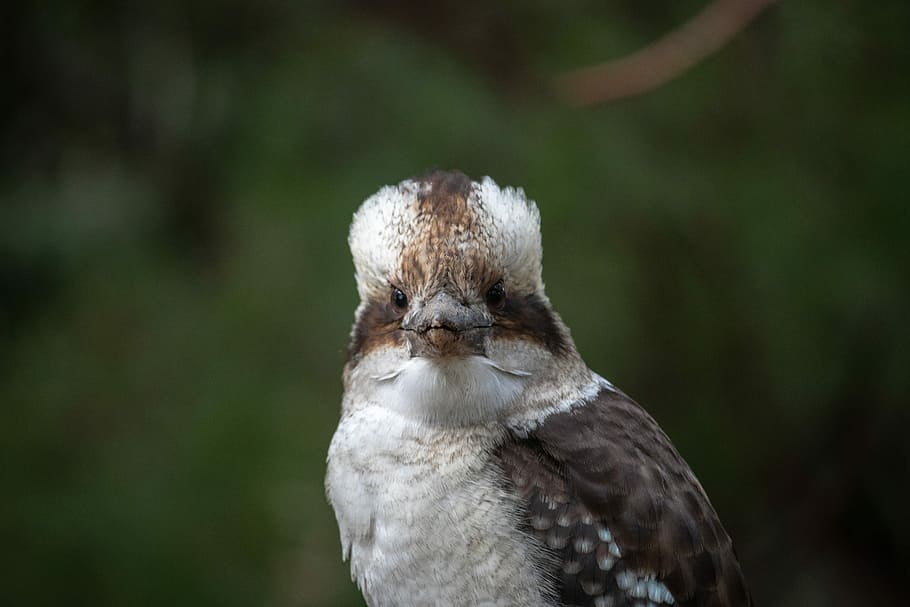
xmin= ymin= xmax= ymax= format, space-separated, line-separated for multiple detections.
xmin=371 ymin=356 xmax=530 ymax=426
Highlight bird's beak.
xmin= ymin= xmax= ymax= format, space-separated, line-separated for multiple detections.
xmin=403 ymin=291 xmax=491 ymax=356
xmin=403 ymin=291 xmax=491 ymax=333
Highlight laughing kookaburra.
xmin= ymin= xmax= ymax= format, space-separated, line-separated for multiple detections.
xmin=326 ymin=171 xmax=751 ymax=607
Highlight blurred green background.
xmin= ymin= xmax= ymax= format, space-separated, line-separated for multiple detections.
xmin=2 ymin=1 xmax=908 ymax=605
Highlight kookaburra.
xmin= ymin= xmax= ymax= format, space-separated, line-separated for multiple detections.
xmin=326 ymin=171 xmax=751 ymax=607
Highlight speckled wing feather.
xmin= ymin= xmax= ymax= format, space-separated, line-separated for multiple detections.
xmin=496 ymin=388 xmax=752 ymax=607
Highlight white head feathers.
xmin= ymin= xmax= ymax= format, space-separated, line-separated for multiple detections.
xmin=348 ymin=173 xmax=543 ymax=303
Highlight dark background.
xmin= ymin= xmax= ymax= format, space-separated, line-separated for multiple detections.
xmin=3 ymin=1 xmax=908 ymax=605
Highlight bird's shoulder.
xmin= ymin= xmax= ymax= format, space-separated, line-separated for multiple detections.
xmin=494 ymin=386 xmax=752 ymax=607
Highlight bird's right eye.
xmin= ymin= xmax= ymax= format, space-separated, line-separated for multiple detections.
xmin=391 ymin=287 xmax=408 ymax=310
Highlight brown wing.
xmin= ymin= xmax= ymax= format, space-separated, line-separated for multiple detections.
xmin=496 ymin=388 xmax=752 ymax=607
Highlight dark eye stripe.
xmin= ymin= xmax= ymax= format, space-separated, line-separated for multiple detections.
xmin=492 ymin=293 xmax=570 ymax=355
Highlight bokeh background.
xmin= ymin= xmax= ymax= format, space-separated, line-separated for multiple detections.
xmin=3 ymin=1 xmax=908 ymax=605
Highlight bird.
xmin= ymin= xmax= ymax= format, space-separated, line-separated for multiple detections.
xmin=325 ymin=170 xmax=752 ymax=607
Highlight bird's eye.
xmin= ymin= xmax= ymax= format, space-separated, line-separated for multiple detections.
xmin=391 ymin=287 xmax=408 ymax=310
xmin=486 ymin=280 xmax=505 ymax=309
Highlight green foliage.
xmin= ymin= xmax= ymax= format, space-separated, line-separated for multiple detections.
xmin=2 ymin=2 xmax=908 ymax=605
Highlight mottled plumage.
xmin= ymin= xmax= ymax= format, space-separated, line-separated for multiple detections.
xmin=326 ymin=170 xmax=751 ymax=607
xmin=498 ymin=388 xmax=751 ymax=606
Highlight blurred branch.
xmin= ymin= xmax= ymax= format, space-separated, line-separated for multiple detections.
xmin=555 ymin=0 xmax=777 ymax=106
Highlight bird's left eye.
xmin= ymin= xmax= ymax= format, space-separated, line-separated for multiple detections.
xmin=486 ymin=280 xmax=506 ymax=309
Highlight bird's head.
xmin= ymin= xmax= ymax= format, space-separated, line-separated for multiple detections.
xmin=344 ymin=171 xmax=585 ymax=426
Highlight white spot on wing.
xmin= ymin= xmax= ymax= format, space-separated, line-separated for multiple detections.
xmin=547 ymin=530 xmax=569 ymax=550
xmin=650 ymin=583 xmax=675 ymax=604
xmin=574 ymin=537 xmax=595 ymax=554
xmin=615 ymin=571 xmax=675 ymax=605
xmin=530 ymin=516 xmax=551 ymax=531
xmin=616 ymin=571 xmax=635 ymax=591
xmin=563 ymin=560 xmax=583 ymax=574
xmin=597 ymin=553 xmax=616 ymax=571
